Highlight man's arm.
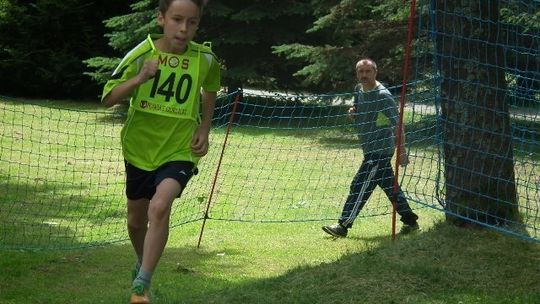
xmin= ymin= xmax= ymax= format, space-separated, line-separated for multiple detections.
xmin=397 ymin=125 xmax=409 ymax=166
xmin=381 ymin=92 xmax=409 ymax=166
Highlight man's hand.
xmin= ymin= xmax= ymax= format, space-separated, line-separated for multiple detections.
xmin=398 ymin=148 xmax=409 ymax=167
xmin=191 ymin=126 xmax=210 ymax=157
xmin=347 ymin=106 xmax=356 ymax=120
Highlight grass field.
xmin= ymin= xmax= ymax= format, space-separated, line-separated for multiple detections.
xmin=0 ymin=97 xmax=438 ymax=249
xmin=1 ymin=218 xmax=540 ymax=303
xmin=1 ymin=97 xmax=539 ymax=303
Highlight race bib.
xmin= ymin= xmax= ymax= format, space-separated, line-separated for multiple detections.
xmin=132 ymin=50 xmax=200 ymax=120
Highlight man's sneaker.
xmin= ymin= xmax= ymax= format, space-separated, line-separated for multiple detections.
xmin=322 ymin=224 xmax=348 ymax=237
xmin=130 ymin=284 xmax=150 ymax=304
xmin=399 ymin=223 xmax=420 ymax=234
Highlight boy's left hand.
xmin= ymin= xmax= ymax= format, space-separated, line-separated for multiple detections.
xmin=191 ymin=127 xmax=210 ymax=156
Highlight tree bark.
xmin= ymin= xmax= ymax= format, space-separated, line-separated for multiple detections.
xmin=434 ymin=0 xmax=519 ymax=226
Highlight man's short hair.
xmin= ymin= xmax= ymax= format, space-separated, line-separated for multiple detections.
xmin=356 ymin=58 xmax=378 ymax=71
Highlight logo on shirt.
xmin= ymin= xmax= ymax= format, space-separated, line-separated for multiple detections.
xmin=169 ymin=56 xmax=179 ymax=68
xmin=158 ymin=54 xmax=189 ymax=69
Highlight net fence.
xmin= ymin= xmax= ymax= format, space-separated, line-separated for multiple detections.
xmin=409 ymin=0 xmax=539 ymax=239
xmin=1 ymin=0 xmax=539 ymax=250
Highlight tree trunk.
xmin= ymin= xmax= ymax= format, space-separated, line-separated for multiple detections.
xmin=434 ymin=0 xmax=519 ymax=226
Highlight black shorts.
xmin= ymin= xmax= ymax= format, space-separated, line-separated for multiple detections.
xmin=124 ymin=161 xmax=198 ymax=200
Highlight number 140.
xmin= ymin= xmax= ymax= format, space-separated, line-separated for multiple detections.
xmin=149 ymin=70 xmax=193 ymax=104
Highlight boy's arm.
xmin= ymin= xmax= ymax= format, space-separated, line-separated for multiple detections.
xmin=102 ymin=59 xmax=158 ymax=107
xmin=191 ymin=90 xmax=217 ymax=156
xmin=102 ymin=76 xmax=144 ymax=107
xmin=199 ymin=90 xmax=217 ymax=131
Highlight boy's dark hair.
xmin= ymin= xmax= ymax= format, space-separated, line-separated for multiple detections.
xmin=159 ymin=0 xmax=206 ymax=14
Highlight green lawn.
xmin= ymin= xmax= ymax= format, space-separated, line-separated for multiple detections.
xmin=0 ymin=97 xmax=539 ymax=303
xmin=1 ymin=218 xmax=539 ymax=304
xmin=0 ymin=98 xmax=438 ymax=249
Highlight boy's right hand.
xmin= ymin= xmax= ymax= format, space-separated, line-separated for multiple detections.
xmin=136 ymin=59 xmax=159 ymax=84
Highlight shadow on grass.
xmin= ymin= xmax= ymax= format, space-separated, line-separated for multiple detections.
xmin=179 ymin=222 xmax=540 ymax=304
xmin=0 ymin=177 xmax=207 ymax=251
xmin=2 ymin=220 xmax=540 ymax=303
xmin=0 ymin=241 xmax=238 ymax=304
xmin=0 ymin=178 xmax=126 ymax=250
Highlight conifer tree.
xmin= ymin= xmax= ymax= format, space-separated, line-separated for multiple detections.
xmin=0 ymin=0 xmax=130 ymax=98
xmin=85 ymin=0 xmax=315 ymax=90
xmin=273 ymin=0 xmax=410 ymax=92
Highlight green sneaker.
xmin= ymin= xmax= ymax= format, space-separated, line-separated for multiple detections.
xmin=130 ymin=283 xmax=150 ymax=304
xmin=322 ymin=223 xmax=348 ymax=238
xmin=399 ymin=223 xmax=420 ymax=234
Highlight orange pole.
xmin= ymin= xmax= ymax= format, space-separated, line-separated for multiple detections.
xmin=197 ymin=90 xmax=242 ymax=248
xmin=393 ymin=0 xmax=417 ymax=240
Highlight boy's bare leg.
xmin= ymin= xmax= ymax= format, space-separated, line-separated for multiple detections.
xmin=127 ymin=198 xmax=150 ymax=260
xmin=141 ymin=178 xmax=181 ymax=274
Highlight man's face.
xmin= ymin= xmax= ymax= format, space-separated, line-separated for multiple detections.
xmin=356 ymin=62 xmax=377 ymax=87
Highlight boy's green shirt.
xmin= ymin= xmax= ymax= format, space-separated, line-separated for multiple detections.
xmin=102 ymin=35 xmax=221 ymax=170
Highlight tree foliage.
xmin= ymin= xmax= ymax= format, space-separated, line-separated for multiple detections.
xmin=0 ymin=0 xmax=131 ymax=99
xmin=203 ymin=0 xmax=316 ymax=90
xmin=274 ymin=0 xmax=411 ymax=92
xmin=84 ymin=0 xmax=157 ymax=86
xmin=85 ymin=0 xmax=411 ymax=93
xmin=5 ymin=0 xmax=534 ymax=98
xmin=1 ymin=0 xmax=413 ymax=97
xmin=85 ymin=0 xmax=315 ymax=91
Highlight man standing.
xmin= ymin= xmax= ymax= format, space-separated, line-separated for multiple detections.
xmin=322 ymin=58 xmax=419 ymax=238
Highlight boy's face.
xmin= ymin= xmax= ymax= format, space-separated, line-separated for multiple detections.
xmin=158 ymin=0 xmax=200 ymax=53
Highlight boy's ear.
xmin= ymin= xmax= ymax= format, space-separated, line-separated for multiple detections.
xmin=157 ymin=11 xmax=165 ymax=27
